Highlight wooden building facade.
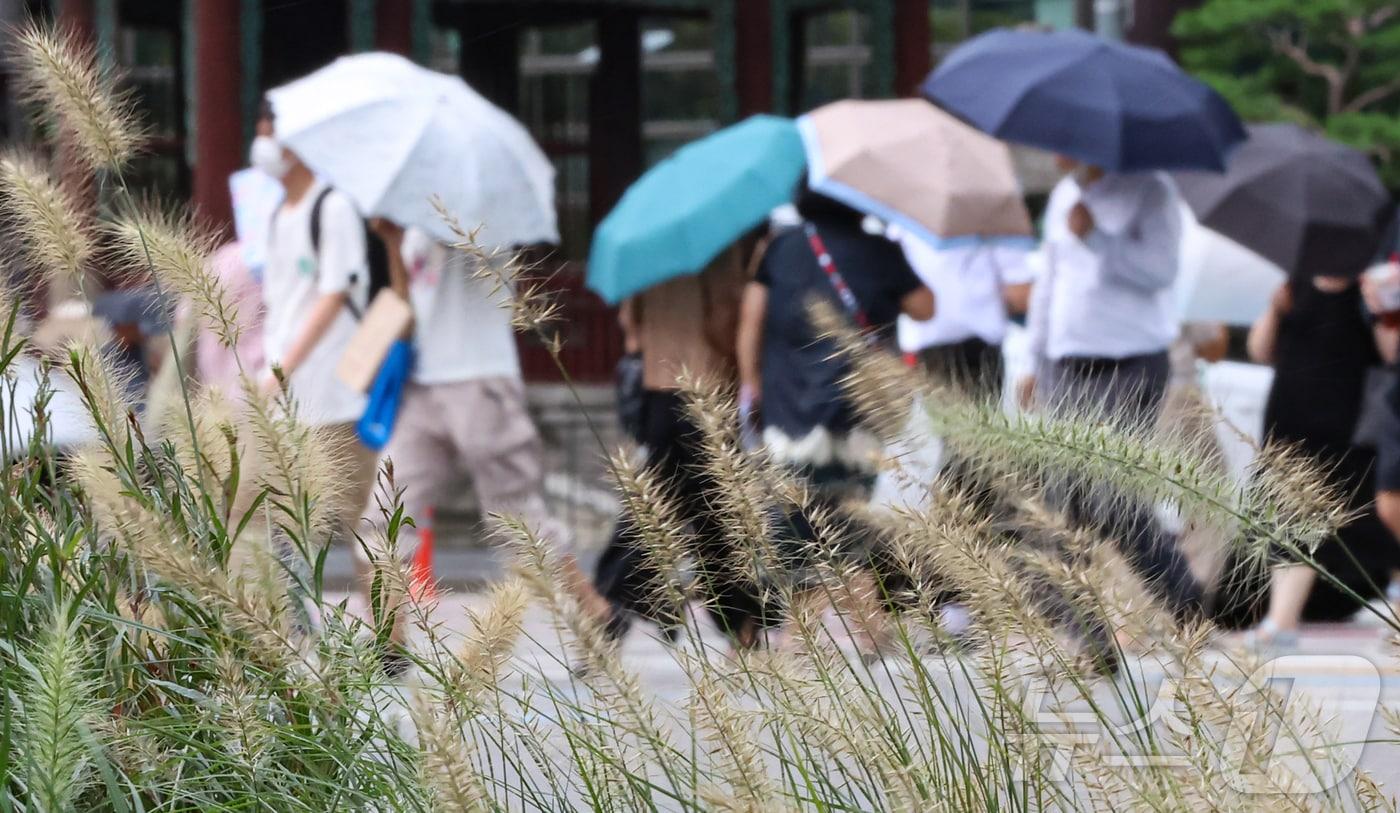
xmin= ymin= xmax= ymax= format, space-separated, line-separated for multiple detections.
xmin=9 ymin=0 xmax=1195 ymax=380
xmin=34 ymin=1 xmax=928 ymax=234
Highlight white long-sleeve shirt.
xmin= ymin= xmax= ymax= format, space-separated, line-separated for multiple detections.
xmin=1027 ymin=172 xmax=1182 ymax=363
xmin=894 ymin=234 xmax=1035 ymax=351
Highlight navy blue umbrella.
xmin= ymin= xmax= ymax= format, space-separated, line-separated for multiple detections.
xmin=921 ymin=28 xmax=1245 ymax=172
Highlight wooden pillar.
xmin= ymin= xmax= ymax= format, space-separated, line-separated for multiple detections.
xmin=588 ymin=11 xmax=642 ymax=225
xmin=375 ymin=0 xmax=414 ymax=55
xmin=735 ymin=0 xmax=772 ymax=116
xmin=893 ymin=0 xmax=929 ymax=97
xmin=192 ymin=0 xmax=242 ymax=235
xmin=784 ymin=9 xmax=806 ymax=113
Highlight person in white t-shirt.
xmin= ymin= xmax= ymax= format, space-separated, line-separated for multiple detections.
xmin=893 ymin=229 xmax=1033 ymax=390
xmin=366 ymin=224 xmax=611 ymax=636
xmin=250 ymin=111 xmax=378 ymax=579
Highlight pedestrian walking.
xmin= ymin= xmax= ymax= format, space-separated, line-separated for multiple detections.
xmin=366 ymin=225 xmax=611 ymax=658
xmin=1023 ymin=157 xmax=1203 ymax=670
xmin=737 ymin=190 xmax=933 ymax=652
xmin=894 ymin=232 xmax=1032 ymax=391
xmin=592 ymin=241 xmax=764 ymax=645
xmin=1363 ymin=217 xmax=1400 ymax=598
xmin=1244 ymin=275 xmax=1395 ymax=648
xmin=252 ymin=110 xmax=379 ymax=594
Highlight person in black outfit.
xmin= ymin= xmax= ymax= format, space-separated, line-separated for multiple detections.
xmin=594 ymin=244 xmax=764 ymax=645
xmin=736 ymin=190 xmax=934 ymax=651
xmin=1241 ymin=274 xmax=1394 ymax=646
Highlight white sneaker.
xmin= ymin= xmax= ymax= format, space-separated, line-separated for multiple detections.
xmin=1241 ymin=619 xmax=1299 ymax=654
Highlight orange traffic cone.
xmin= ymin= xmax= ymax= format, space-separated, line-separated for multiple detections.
xmin=410 ymin=507 xmax=437 ymax=600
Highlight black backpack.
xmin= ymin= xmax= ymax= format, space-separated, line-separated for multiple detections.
xmin=306 ymin=186 xmax=391 ymax=320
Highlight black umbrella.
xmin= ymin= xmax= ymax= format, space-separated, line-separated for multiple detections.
xmin=1174 ymin=123 xmax=1392 ymax=278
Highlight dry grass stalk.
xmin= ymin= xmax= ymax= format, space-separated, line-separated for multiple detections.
xmin=605 ymin=446 xmax=691 ymax=625
xmin=107 ymin=206 xmax=241 ymax=349
xmin=12 ymin=22 xmax=141 ymax=171
xmin=411 ymin=695 xmax=492 ymax=812
xmin=433 ymin=199 xmax=563 ymax=338
xmin=0 ymin=150 xmax=92 ymax=286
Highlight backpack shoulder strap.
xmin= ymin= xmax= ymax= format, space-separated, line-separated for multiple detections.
xmin=308 ymin=185 xmax=336 ymax=256
xmin=308 ymin=185 xmax=367 ymax=321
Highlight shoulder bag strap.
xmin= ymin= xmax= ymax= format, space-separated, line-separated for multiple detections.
xmin=806 ymin=223 xmax=868 ymax=327
xmin=803 ymin=223 xmax=876 ymax=345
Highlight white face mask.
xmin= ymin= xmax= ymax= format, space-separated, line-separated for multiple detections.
xmin=249 ymin=135 xmax=291 ymax=179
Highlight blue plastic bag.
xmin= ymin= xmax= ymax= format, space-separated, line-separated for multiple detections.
xmin=356 ymin=339 xmax=415 ymax=451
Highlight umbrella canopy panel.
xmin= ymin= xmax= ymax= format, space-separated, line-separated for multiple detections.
xmin=587 ymin=115 xmax=806 ymax=305
xmin=922 ymin=27 xmax=1245 ymax=173
xmin=799 ymin=98 xmax=1031 ymax=247
xmin=1175 ymin=123 xmax=1392 ymax=278
xmin=269 ymin=52 xmax=558 ymax=249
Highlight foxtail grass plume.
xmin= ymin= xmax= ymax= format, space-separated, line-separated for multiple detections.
xmin=107 ymin=207 xmax=240 ymax=349
xmin=0 ymin=151 xmax=92 ymax=286
xmin=675 ymin=375 xmax=787 ymax=589
xmin=13 ymin=23 xmax=140 ymax=171
xmin=19 ymin=600 xmax=98 ymax=812
xmin=63 ymin=340 xmax=136 ymax=447
xmin=151 ymin=379 xmax=239 ymax=494
xmin=820 ymin=296 xmax=1351 ymax=571
xmin=606 ymin=447 xmax=691 ymax=622
xmin=432 ymin=197 xmax=563 ymax=337
xmin=504 ymin=516 xmax=680 ymax=775
xmin=450 ymin=577 xmax=527 ymax=701
xmin=239 ymin=375 xmax=344 ymax=541
xmin=691 ymin=674 xmax=782 ymax=813
xmin=411 ymin=697 xmax=490 ymax=812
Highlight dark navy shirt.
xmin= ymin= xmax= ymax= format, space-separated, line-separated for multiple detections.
xmin=754 ymin=217 xmax=922 ymax=438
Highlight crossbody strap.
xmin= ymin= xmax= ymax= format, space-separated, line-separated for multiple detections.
xmin=803 ymin=223 xmax=876 ymax=344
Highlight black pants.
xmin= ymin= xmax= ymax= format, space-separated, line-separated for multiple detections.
xmin=871 ymin=339 xmax=1007 ymax=614
xmin=593 ymin=390 xmax=765 ymax=639
xmin=918 ymin=337 xmax=1004 ymax=393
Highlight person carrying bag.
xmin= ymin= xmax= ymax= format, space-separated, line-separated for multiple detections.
xmin=335 ymin=218 xmax=416 ymax=451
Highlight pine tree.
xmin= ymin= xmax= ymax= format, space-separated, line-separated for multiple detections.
xmin=1173 ymin=0 xmax=1400 ymax=186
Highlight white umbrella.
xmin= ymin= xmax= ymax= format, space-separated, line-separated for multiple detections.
xmin=1175 ymin=203 xmax=1286 ymax=327
xmin=267 ymin=52 xmax=557 ymax=248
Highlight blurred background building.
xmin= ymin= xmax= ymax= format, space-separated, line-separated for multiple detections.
xmin=0 ymin=0 xmax=1199 ymax=382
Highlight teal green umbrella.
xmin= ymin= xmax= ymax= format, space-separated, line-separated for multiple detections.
xmin=587 ymin=115 xmax=806 ymax=305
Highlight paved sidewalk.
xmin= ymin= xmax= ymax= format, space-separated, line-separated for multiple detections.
xmin=332 ymin=588 xmax=1400 ymax=805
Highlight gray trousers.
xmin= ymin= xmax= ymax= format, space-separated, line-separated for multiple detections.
xmin=1041 ymin=351 xmax=1204 ymax=661
xmin=1042 ymin=351 xmax=1171 ymax=428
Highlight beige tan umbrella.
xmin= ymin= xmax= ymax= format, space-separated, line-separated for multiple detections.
xmin=797 ymin=98 xmax=1032 ymax=247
